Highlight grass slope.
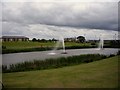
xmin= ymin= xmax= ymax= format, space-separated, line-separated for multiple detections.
xmin=3 ymin=56 xmax=119 ymax=88
xmin=2 ymin=41 xmax=55 ymax=49
xmin=2 ymin=41 xmax=96 ymax=54
xmin=2 ymin=41 xmax=92 ymax=49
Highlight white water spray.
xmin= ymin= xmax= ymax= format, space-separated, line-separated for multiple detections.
xmin=48 ymin=36 xmax=67 ymax=55
xmin=61 ymin=36 xmax=67 ymax=54
xmin=98 ymin=36 xmax=104 ymax=50
xmin=49 ymin=41 xmax=61 ymax=55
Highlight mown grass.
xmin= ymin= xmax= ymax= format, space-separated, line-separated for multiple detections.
xmin=2 ymin=41 xmax=55 ymax=49
xmin=2 ymin=41 xmax=95 ymax=54
xmin=3 ymin=41 xmax=93 ymax=49
xmin=2 ymin=54 xmax=107 ymax=73
xmin=2 ymin=55 xmax=119 ymax=88
xmin=2 ymin=40 xmax=120 ymax=54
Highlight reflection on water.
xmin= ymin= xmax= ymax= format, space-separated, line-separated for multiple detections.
xmin=2 ymin=48 xmax=119 ymax=66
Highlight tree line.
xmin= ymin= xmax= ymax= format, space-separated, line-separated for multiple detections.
xmin=32 ymin=36 xmax=86 ymax=43
xmin=32 ymin=38 xmax=58 ymax=42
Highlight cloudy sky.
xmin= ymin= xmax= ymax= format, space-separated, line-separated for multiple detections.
xmin=1 ymin=0 xmax=119 ymax=40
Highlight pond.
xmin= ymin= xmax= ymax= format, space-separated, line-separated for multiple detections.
xmin=2 ymin=48 xmax=119 ymax=66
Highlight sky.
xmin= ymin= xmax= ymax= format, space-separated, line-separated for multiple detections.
xmin=1 ymin=0 xmax=119 ymax=40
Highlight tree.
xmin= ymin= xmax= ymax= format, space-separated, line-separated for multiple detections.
xmin=77 ymin=36 xmax=85 ymax=43
xmin=32 ymin=38 xmax=37 ymax=42
xmin=52 ymin=38 xmax=57 ymax=42
xmin=41 ymin=39 xmax=46 ymax=42
xmin=37 ymin=39 xmax=41 ymax=42
xmin=48 ymin=39 xmax=52 ymax=42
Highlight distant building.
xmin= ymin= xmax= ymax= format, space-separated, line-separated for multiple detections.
xmin=0 ymin=36 xmax=29 ymax=42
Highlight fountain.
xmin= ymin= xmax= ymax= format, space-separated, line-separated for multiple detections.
xmin=48 ymin=36 xmax=67 ymax=55
xmin=98 ymin=36 xmax=104 ymax=50
xmin=61 ymin=36 xmax=67 ymax=54
xmin=48 ymin=41 xmax=61 ymax=55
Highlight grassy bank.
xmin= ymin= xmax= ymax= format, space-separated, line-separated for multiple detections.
xmin=2 ymin=54 xmax=107 ymax=73
xmin=3 ymin=55 xmax=119 ymax=88
xmin=2 ymin=41 xmax=96 ymax=54
xmin=1 ymin=41 xmax=120 ymax=54
xmin=2 ymin=41 xmax=54 ymax=54
xmin=2 ymin=47 xmax=53 ymax=54
xmin=2 ymin=41 xmax=93 ymax=49
xmin=2 ymin=45 xmax=97 ymax=54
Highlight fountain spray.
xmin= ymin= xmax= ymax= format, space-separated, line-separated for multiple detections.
xmin=60 ymin=36 xmax=67 ymax=54
xmin=98 ymin=35 xmax=104 ymax=50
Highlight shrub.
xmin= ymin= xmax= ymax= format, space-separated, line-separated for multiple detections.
xmin=108 ymin=54 xmax=115 ymax=57
xmin=117 ymin=50 xmax=120 ymax=55
xmin=91 ymin=42 xmax=96 ymax=46
xmin=2 ymin=65 xmax=8 ymax=73
xmin=2 ymin=45 xmax=99 ymax=54
xmin=2 ymin=46 xmax=6 ymax=49
xmin=2 ymin=47 xmax=53 ymax=54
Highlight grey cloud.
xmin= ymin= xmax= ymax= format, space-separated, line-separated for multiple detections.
xmin=27 ymin=24 xmax=118 ymax=40
xmin=2 ymin=21 xmax=29 ymax=36
xmin=2 ymin=2 xmax=118 ymax=31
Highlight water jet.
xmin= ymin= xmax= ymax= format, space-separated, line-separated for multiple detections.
xmin=98 ymin=36 xmax=104 ymax=50
xmin=61 ymin=36 xmax=67 ymax=54
xmin=48 ymin=36 xmax=67 ymax=55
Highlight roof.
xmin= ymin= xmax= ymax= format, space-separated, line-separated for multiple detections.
xmin=1 ymin=36 xmax=29 ymax=39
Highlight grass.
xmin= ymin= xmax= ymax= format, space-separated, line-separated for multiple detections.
xmin=2 ymin=41 xmax=93 ymax=49
xmin=2 ymin=41 xmax=95 ymax=54
xmin=65 ymin=42 xmax=92 ymax=46
xmin=2 ymin=55 xmax=119 ymax=88
xmin=2 ymin=41 xmax=119 ymax=54
xmin=2 ymin=41 xmax=55 ymax=49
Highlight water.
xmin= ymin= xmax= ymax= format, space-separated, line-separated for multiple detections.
xmin=98 ymin=36 xmax=104 ymax=50
xmin=99 ymin=39 xmax=103 ymax=49
xmin=49 ymin=36 xmax=66 ymax=55
xmin=48 ymin=41 xmax=61 ymax=55
xmin=61 ymin=37 xmax=66 ymax=53
xmin=2 ymin=48 xmax=119 ymax=66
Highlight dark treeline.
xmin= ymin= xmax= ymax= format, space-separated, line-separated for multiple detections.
xmin=2 ymin=45 xmax=98 ymax=54
xmin=2 ymin=47 xmax=53 ymax=54
xmin=105 ymin=40 xmax=120 ymax=48
xmin=3 ymin=54 xmax=115 ymax=73
xmin=32 ymin=36 xmax=86 ymax=43
xmin=2 ymin=44 xmax=98 ymax=54
xmin=32 ymin=38 xmax=58 ymax=42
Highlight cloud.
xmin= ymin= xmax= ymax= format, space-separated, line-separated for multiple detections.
xmin=2 ymin=2 xmax=118 ymax=30
xmin=2 ymin=22 xmax=27 ymax=36
xmin=29 ymin=24 xmax=118 ymax=40
xmin=1 ymin=2 xmax=119 ymax=39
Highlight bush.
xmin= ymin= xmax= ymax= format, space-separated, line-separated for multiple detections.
xmin=117 ymin=50 xmax=120 ymax=55
xmin=91 ymin=42 xmax=96 ymax=46
xmin=2 ymin=47 xmax=53 ymax=54
xmin=2 ymin=46 xmax=6 ymax=49
xmin=2 ymin=65 xmax=8 ymax=73
xmin=108 ymin=54 xmax=115 ymax=57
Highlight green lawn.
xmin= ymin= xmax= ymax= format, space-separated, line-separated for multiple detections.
xmin=65 ymin=42 xmax=92 ymax=47
xmin=3 ymin=55 xmax=119 ymax=88
xmin=2 ymin=41 xmax=55 ymax=49
xmin=2 ymin=41 xmax=95 ymax=54
xmin=2 ymin=41 xmax=93 ymax=49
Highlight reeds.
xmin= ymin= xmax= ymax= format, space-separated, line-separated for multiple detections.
xmin=2 ymin=54 xmax=107 ymax=73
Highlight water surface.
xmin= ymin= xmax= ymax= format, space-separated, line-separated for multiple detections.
xmin=2 ymin=48 xmax=119 ymax=66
